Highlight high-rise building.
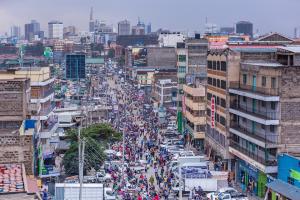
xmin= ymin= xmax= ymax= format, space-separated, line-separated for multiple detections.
xmin=118 ymin=20 xmax=131 ymax=35
xmin=66 ymin=54 xmax=86 ymax=79
xmin=132 ymin=26 xmax=145 ymax=35
xmin=24 ymin=20 xmax=41 ymax=41
xmin=10 ymin=25 xmax=21 ymax=38
xmin=147 ymin=23 xmax=152 ymax=34
xmin=89 ymin=7 xmax=95 ymax=32
xmin=63 ymin=26 xmax=77 ymax=38
xmin=236 ymin=21 xmax=253 ymax=38
xmin=48 ymin=20 xmax=63 ymax=39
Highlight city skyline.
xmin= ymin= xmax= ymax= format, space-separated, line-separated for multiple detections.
xmin=1 ymin=0 xmax=300 ymax=37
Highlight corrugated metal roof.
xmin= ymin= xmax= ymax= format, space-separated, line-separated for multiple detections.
xmin=85 ymin=58 xmax=104 ymax=64
xmin=279 ymin=46 xmax=300 ymax=53
xmin=266 ymin=179 xmax=300 ymax=200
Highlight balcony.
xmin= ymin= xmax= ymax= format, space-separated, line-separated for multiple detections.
xmin=185 ymin=122 xmax=205 ymax=139
xmin=185 ymin=97 xmax=206 ymax=111
xmin=229 ymin=88 xmax=279 ymax=102
xmin=230 ymin=122 xmax=279 ymax=148
xmin=28 ymin=103 xmax=41 ymax=115
xmin=184 ymin=110 xmax=206 ymax=124
xmin=40 ymin=122 xmax=59 ymax=139
xmin=229 ymin=141 xmax=278 ymax=173
xmin=183 ymin=84 xmax=205 ymax=97
xmin=239 ymin=84 xmax=279 ymax=96
xmin=229 ymin=104 xmax=279 ymax=125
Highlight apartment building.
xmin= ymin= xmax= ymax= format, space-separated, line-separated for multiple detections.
xmin=182 ymin=84 xmax=206 ymax=151
xmin=0 ymin=65 xmax=60 ymax=178
xmin=228 ymin=46 xmax=300 ymax=197
xmin=152 ymin=79 xmax=177 ymax=108
xmin=0 ymin=78 xmax=36 ymax=174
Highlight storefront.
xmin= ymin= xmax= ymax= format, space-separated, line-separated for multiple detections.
xmin=237 ymin=159 xmax=269 ymax=198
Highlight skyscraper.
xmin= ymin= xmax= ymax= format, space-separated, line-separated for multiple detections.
xmin=48 ymin=20 xmax=63 ymax=39
xmin=24 ymin=20 xmax=40 ymax=41
xmin=146 ymin=23 xmax=152 ymax=34
xmin=89 ymin=7 xmax=95 ymax=32
xmin=66 ymin=54 xmax=86 ymax=79
xmin=118 ymin=20 xmax=131 ymax=35
xmin=236 ymin=21 xmax=253 ymax=38
xmin=10 ymin=26 xmax=21 ymax=38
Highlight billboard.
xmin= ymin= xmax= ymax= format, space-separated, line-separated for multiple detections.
xmin=132 ymin=47 xmax=147 ymax=66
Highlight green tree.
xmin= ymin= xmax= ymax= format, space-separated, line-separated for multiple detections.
xmin=62 ymin=123 xmax=121 ymax=176
xmin=107 ymin=48 xmax=115 ymax=59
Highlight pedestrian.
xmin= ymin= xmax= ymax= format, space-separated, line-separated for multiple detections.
xmin=149 ymin=175 xmax=155 ymax=186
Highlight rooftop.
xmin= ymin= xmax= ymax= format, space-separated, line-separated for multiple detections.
xmin=266 ymin=179 xmax=300 ymax=200
xmin=278 ymin=46 xmax=300 ymax=53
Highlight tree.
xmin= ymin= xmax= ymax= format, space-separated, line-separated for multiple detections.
xmin=62 ymin=123 xmax=121 ymax=176
xmin=107 ymin=48 xmax=115 ymax=59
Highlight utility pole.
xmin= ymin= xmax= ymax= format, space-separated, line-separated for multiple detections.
xmin=78 ymin=122 xmax=85 ymax=200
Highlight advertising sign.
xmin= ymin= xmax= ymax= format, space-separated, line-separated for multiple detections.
xmin=211 ymin=97 xmax=215 ymax=128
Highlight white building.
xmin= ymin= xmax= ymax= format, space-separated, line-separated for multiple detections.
xmin=158 ymin=32 xmax=185 ymax=47
xmin=48 ymin=20 xmax=63 ymax=39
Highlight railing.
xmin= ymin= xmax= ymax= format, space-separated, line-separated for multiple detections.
xmin=230 ymin=140 xmax=277 ymax=166
xmin=230 ymin=103 xmax=279 ymax=120
xmin=238 ymin=84 xmax=279 ymax=96
xmin=230 ymin=122 xmax=280 ymax=145
xmin=40 ymin=104 xmax=56 ymax=116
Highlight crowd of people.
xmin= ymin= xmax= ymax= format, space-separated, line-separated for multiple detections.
xmin=105 ymin=77 xmax=179 ymax=200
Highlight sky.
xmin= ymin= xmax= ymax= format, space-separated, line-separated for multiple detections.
xmin=1 ymin=0 xmax=300 ymax=37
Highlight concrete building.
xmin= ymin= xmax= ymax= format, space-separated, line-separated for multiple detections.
xmin=118 ymin=20 xmax=131 ymax=35
xmin=132 ymin=25 xmax=145 ymax=35
xmin=63 ymin=26 xmax=77 ymax=39
xmin=229 ymin=46 xmax=300 ymax=198
xmin=236 ymin=21 xmax=253 ymax=38
xmin=10 ymin=25 xmax=21 ymax=38
xmin=220 ymin=27 xmax=235 ymax=35
xmin=182 ymin=84 xmax=206 ymax=151
xmin=158 ymin=32 xmax=185 ymax=47
xmin=24 ymin=20 xmax=41 ymax=41
xmin=152 ymin=79 xmax=177 ymax=108
xmin=0 ymin=78 xmax=35 ymax=174
xmin=0 ymin=66 xmax=60 ymax=178
xmin=48 ymin=21 xmax=64 ymax=39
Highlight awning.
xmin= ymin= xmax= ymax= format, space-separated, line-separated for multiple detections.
xmin=266 ymin=179 xmax=300 ymax=200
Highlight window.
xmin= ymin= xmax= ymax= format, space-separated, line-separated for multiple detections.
xmin=212 ymin=61 xmax=216 ymax=70
xmin=208 ymin=77 xmax=212 ymax=85
xmin=196 ymin=125 xmax=206 ymax=132
xmin=178 ymin=66 xmax=186 ymax=73
xmin=243 ymin=74 xmax=247 ymax=85
xmin=179 ymin=78 xmax=185 ymax=84
xmin=221 ymin=80 xmax=226 ymax=89
xmin=216 ymin=96 xmax=220 ymax=105
xmin=262 ymin=76 xmax=266 ymax=87
xmin=208 ymin=61 xmax=212 ymax=69
xmin=207 ymin=108 xmax=211 ymax=116
xmin=261 ymin=124 xmax=265 ymax=130
xmin=216 ymin=61 xmax=220 ymax=71
xmin=207 ymin=93 xmax=212 ymax=101
xmin=271 ymin=77 xmax=276 ymax=88
xmin=261 ymin=101 xmax=266 ymax=107
xmin=271 ymin=102 xmax=276 ymax=110
xmin=243 ymin=96 xmax=247 ymax=102
xmin=178 ymin=55 xmax=186 ymax=62
xmin=221 ymin=99 xmax=226 ymax=108
xmin=242 ymin=117 xmax=246 ymax=123
xmin=217 ymin=79 xmax=220 ymax=88
xmin=221 ymin=61 xmax=227 ymax=72
xmin=220 ymin=116 xmax=226 ymax=126
xmin=212 ymin=78 xmax=216 ymax=86
xmin=270 ymin=125 xmax=275 ymax=133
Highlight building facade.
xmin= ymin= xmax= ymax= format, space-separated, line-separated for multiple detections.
xmin=65 ymin=54 xmax=86 ymax=79
xmin=118 ymin=20 xmax=131 ymax=35
xmin=48 ymin=21 xmax=64 ymax=39
xmin=236 ymin=21 xmax=253 ymax=38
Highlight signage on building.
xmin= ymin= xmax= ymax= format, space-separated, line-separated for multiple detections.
xmin=211 ymin=97 xmax=215 ymax=128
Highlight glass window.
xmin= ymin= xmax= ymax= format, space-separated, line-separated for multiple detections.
xmin=221 ymin=80 xmax=226 ymax=89
xmin=216 ymin=61 xmax=220 ymax=71
xmin=221 ymin=99 xmax=226 ymax=108
xmin=178 ymin=55 xmax=186 ymax=62
xmin=220 ymin=116 xmax=226 ymax=126
xmin=217 ymin=79 xmax=220 ymax=88
xmin=243 ymin=96 xmax=246 ymax=102
xmin=221 ymin=61 xmax=227 ymax=72
xmin=212 ymin=78 xmax=216 ymax=86
xmin=178 ymin=66 xmax=186 ymax=73
xmin=261 ymin=101 xmax=266 ymax=107
xmin=207 ymin=93 xmax=212 ymax=100
xmin=243 ymin=74 xmax=247 ymax=85
xmin=208 ymin=61 xmax=212 ymax=69
xmin=261 ymin=124 xmax=265 ymax=130
xmin=179 ymin=78 xmax=185 ymax=84
xmin=208 ymin=77 xmax=212 ymax=85
xmin=270 ymin=125 xmax=275 ymax=132
xmin=271 ymin=77 xmax=276 ymax=88
xmin=212 ymin=61 xmax=216 ymax=70
xmin=262 ymin=76 xmax=266 ymax=87
xmin=271 ymin=102 xmax=276 ymax=110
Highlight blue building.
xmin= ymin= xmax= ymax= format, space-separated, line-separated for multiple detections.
xmin=278 ymin=154 xmax=300 ymax=187
xmin=65 ymin=54 xmax=86 ymax=79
